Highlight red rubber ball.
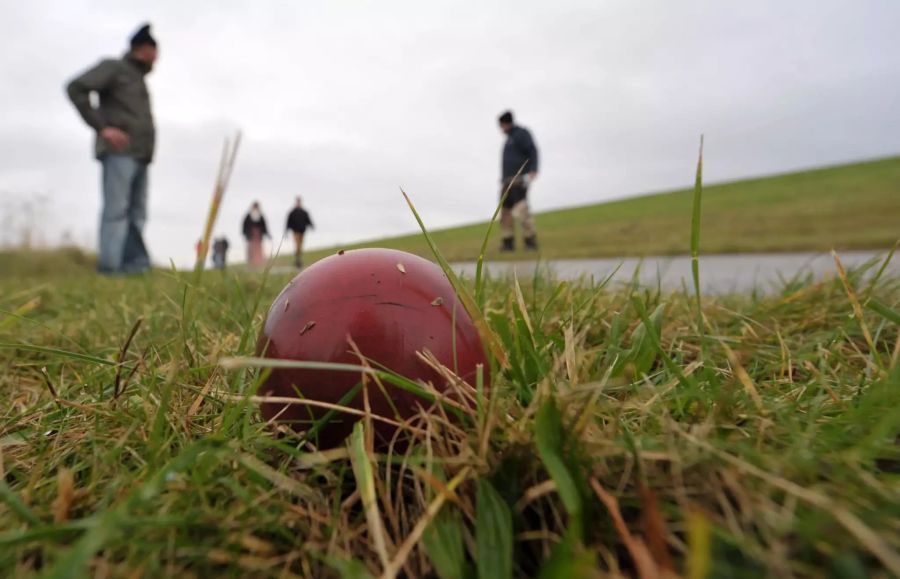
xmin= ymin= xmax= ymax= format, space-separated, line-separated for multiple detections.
xmin=257 ymin=248 xmax=490 ymax=448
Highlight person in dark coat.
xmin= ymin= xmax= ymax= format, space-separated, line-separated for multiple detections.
xmin=285 ymin=196 xmax=314 ymax=268
xmin=242 ymin=202 xmax=269 ymax=269
xmin=498 ymin=110 xmax=539 ymax=252
xmin=211 ymin=236 xmax=230 ymax=270
xmin=66 ymin=23 xmax=159 ymax=274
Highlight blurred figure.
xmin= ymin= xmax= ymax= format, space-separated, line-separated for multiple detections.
xmin=285 ymin=197 xmax=314 ymax=268
xmin=211 ymin=236 xmax=230 ymax=270
xmin=66 ymin=23 xmax=158 ymax=274
xmin=498 ymin=110 xmax=539 ymax=252
xmin=242 ymin=202 xmax=269 ymax=269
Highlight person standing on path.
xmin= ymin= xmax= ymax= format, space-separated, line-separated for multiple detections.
xmin=243 ymin=202 xmax=270 ymax=269
xmin=285 ymin=197 xmax=314 ymax=268
xmin=66 ymin=24 xmax=158 ymax=274
xmin=498 ymin=110 xmax=539 ymax=252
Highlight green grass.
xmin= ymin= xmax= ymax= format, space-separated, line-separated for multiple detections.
xmin=2 ymin=147 xmax=899 ymax=577
xmin=0 ymin=247 xmax=95 ymax=278
xmin=295 ymin=156 xmax=900 ymax=264
xmin=1 ymin=247 xmax=898 ymax=577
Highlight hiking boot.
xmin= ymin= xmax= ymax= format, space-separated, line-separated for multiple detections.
xmin=524 ymin=235 xmax=539 ymax=251
xmin=500 ymin=237 xmax=515 ymax=252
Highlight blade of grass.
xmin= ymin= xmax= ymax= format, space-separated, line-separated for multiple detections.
xmin=0 ymin=343 xmax=116 ymax=367
xmin=112 ymin=316 xmax=143 ymax=399
xmin=349 ymin=422 xmax=392 ymax=570
xmin=422 ymin=507 xmax=467 ymax=579
xmin=678 ymin=426 xmax=900 ymax=576
xmin=475 ymin=162 xmax=526 ymax=309
xmin=590 ymin=479 xmax=658 ymax=579
xmin=325 ymin=556 xmax=375 ymax=579
xmin=686 ymin=509 xmax=712 ymax=579
xmin=221 ymin=356 xmax=467 ymax=421
xmin=866 ymin=298 xmax=900 ymax=325
xmin=476 ymin=478 xmax=513 ymax=579
xmin=536 ymin=527 xmax=597 ymax=579
xmin=861 ymin=240 xmax=897 ymax=301
xmin=41 ymin=438 xmax=226 ymax=579
xmin=0 ymin=297 xmax=40 ymax=331
xmin=193 ymin=133 xmax=241 ymax=277
xmin=401 ymin=189 xmax=508 ymax=368
xmin=631 ymin=296 xmax=696 ymax=391
xmin=690 ymin=135 xmax=705 ymax=353
xmin=0 ymin=479 xmax=42 ymax=527
xmin=534 ymin=399 xmax=583 ymax=539
xmin=832 ymin=250 xmax=883 ymax=370
xmin=299 ymin=381 xmax=364 ymax=446
xmin=383 ymin=466 xmax=472 ymax=579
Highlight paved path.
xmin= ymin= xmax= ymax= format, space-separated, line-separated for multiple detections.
xmin=451 ymin=250 xmax=897 ymax=293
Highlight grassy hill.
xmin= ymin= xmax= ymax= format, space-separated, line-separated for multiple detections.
xmin=296 ymin=156 xmax=900 ymax=264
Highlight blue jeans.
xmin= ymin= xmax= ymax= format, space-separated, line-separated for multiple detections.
xmin=99 ymin=155 xmax=151 ymax=273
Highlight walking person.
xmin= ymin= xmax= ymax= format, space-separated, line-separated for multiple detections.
xmin=66 ymin=24 xmax=158 ymax=274
xmin=211 ymin=236 xmax=230 ymax=270
xmin=497 ymin=110 xmax=539 ymax=252
xmin=242 ymin=202 xmax=270 ymax=269
xmin=285 ymin=197 xmax=314 ymax=268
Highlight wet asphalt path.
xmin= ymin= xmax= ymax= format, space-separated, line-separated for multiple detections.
xmin=451 ymin=250 xmax=897 ymax=293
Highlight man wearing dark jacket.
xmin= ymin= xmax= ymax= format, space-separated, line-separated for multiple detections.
xmin=285 ymin=197 xmax=314 ymax=268
xmin=498 ymin=110 xmax=539 ymax=252
xmin=66 ymin=24 xmax=158 ymax=274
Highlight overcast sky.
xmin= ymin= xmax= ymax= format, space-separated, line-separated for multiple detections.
xmin=1 ymin=0 xmax=898 ymax=267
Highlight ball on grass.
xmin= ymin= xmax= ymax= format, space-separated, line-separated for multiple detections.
xmin=256 ymin=248 xmax=489 ymax=448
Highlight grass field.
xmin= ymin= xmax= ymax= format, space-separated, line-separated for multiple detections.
xmin=294 ymin=156 xmax=900 ymax=264
xmin=1 ymin=244 xmax=899 ymax=577
xmin=1 ymin=149 xmax=899 ymax=578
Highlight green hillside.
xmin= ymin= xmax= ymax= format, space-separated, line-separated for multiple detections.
xmin=298 ymin=156 xmax=900 ymax=264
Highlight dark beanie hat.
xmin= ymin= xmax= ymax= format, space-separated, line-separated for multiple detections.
xmin=498 ymin=110 xmax=514 ymax=124
xmin=130 ymin=23 xmax=157 ymax=48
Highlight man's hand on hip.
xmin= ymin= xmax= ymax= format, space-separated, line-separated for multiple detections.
xmin=100 ymin=127 xmax=130 ymax=151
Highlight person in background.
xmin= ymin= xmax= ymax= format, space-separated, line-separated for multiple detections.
xmin=242 ymin=202 xmax=269 ymax=269
xmin=497 ymin=110 xmax=539 ymax=252
xmin=66 ymin=23 xmax=158 ymax=274
xmin=211 ymin=236 xmax=229 ymax=270
xmin=285 ymin=196 xmax=314 ymax=268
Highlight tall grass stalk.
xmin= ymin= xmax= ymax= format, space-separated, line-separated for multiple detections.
xmin=690 ymin=135 xmax=705 ymax=346
xmin=193 ymin=133 xmax=241 ymax=278
xmin=474 ymin=162 xmax=526 ymax=310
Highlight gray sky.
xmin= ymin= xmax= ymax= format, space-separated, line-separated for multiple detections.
xmin=1 ymin=0 xmax=898 ymax=267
